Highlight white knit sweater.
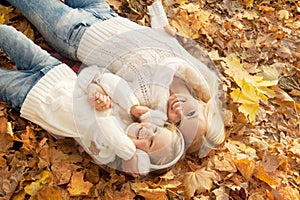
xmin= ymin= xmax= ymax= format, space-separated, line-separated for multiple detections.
xmin=20 ymin=64 xmax=137 ymax=165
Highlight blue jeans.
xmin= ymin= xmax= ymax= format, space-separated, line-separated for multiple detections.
xmin=6 ymin=0 xmax=118 ymax=60
xmin=0 ymin=25 xmax=61 ymax=110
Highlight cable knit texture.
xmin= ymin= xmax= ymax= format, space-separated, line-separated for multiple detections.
xmin=20 ymin=64 xmax=136 ymax=165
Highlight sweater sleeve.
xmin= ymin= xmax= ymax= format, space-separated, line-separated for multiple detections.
xmin=94 ymin=73 xmax=140 ymax=114
xmin=147 ymin=0 xmax=169 ymax=28
xmin=77 ymin=65 xmax=105 ymax=92
xmin=95 ymin=116 xmax=137 ymax=161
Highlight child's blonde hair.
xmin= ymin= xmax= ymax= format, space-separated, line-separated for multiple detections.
xmin=148 ymin=123 xmax=184 ymax=166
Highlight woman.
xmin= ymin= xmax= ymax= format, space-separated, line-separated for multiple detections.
xmin=6 ymin=0 xmax=225 ymax=158
xmin=0 ymin=25 xmax=185 ymax=176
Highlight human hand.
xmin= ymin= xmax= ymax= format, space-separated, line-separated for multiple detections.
xmin=87 ymin=83 xmax=113 ymax=111
xmin=146 ymin=0 xmax=154 ymax=5
xmin=130 ymin=105 xmax=149 ymax=119
xmin=122 ymin=154 xmax=139 ymax=177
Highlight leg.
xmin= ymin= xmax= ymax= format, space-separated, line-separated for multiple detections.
xmin=64 ymin=0 xmax=118 ymax=19
xmin=0 ymin=69 xmax=43 ymax=110
xmin=0 ymin=25 xmax=61 ymax=72
xmin=6 ymin=0 xmax=117 ymax=60
xmin=0 ymin=25 xmax=62 ymax=110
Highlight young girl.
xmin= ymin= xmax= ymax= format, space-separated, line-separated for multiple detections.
xmin=0 ymin=25 xmax=184 ymax=176
xmin=6 ymin=0 xmax=225 ymax=158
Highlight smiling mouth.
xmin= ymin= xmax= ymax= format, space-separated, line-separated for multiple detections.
xmin=171 ymin=98 xmax=185 ymax=110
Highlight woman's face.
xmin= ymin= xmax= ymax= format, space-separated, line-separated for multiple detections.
xmin=167 ymin=93 xmax=208 ymax=146
xmin=126 ymin=122 xmax=173 ymax=153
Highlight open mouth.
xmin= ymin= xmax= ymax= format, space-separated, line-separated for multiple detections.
xmin=171 ymin=98 xmax=185 ymax=110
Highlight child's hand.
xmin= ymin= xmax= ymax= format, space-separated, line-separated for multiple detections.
xmin=130 ymin=105 xmax=149 ymax=119
xmin=87 ymin=83 xmax=113 ymax=111
xmin=122 ymin=154 xmax=139 ymax=177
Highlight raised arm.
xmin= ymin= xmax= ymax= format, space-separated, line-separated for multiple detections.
xmin=147 ymin=0 xmax=177 ymax=36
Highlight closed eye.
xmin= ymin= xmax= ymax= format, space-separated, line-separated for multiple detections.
xmin=187 ymin=111 xmax=196 ymax=117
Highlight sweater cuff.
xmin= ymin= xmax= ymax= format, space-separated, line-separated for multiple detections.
xmin=139 ymin=109 xmax=167 ymax=126
xmin=147 ymin=1 xmax=169 ymax=28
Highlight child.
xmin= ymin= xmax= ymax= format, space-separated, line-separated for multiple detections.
xmin=6 ymin=0 xmax=225 ymax=158
xmin=0 ymin=25 xmax=184 ymax=176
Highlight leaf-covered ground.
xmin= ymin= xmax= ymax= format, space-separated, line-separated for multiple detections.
xmin=0 ymin=0 xmax=300 ymax=199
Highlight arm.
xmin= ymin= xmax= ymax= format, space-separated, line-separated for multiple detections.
xmin=93 ymin=73 xmax=140 ymax=114
xmin=78 ymin=66 xmax=140 ymax=113
xmin=147 ymin=0 xmax=177 ymax=36
xmin=87 ymin=83 xmax=113 ymax=111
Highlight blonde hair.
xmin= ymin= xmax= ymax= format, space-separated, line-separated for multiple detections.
xmin=148 ymin=123 xmax=184 ymax=165
xmin=186 ymin=93 xmax=225 ymax=157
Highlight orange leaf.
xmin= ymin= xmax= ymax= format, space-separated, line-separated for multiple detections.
xmin=67 ymin=171 xmax=93 ymax=196
xmin=253 ymin=166 xmax=278 ymax=186
xmin=258 ymin=5 xmax=275 ymax=12
xmin=131 ymin=182 xmax=167 ymax=200
xmin=234 ymin=158 xmax=256 ymax=181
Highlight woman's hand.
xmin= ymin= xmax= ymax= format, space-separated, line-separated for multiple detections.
xmin=122 ymin=154 xmax=139 ymax=177
xmin=130 ymin=105 xmax=149 ymax=119
xmin=87 ymin=83 xmax=113 ymax=111
xmin=146 ymin=0 xmax=154 ymax=6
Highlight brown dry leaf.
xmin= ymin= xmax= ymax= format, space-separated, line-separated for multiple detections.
xmin=106 ymin=0 xmax=124 ymax=14
xmin=131 ymin=182 xmax=168 ymax=200
xmin=272 ymin=86 xmax=300 ymax=113
xmin=183 ymin=167 xmax=221 ymax=198
xmin=244 ymin=0 xmax=254 ymax=7
xmin=51 ymin=161 xmax=72 ymax=185
xmin=21 ymin=126 xmax=37 ymax=151
xmin=212 ymin=152 xmax=237 ymax=173
xmin=67 ymin=171 xmax=93 ymax=196
xmin=113 ymin=182 xmax=136 ymax=200
xmin=0 ymin=128 xmax=13 ymax=151
xmin=37 ymin=186 xmax=68 ymax=200
xmin=234 ymin=158 xmax=256 ymax=181
xmin=261 ymin=151 xmax=282 ymax=173
xmin=272 ymin=185 xmax=300 ymax=200
xmin=258 ymin=5 xmax=275 ymax=12
xmin=170 ymin=3 xmax=211 ymax=39
xmin=0 ymin=116 xmax=7 ymax=134
xmin=253 ymin=166 xmax=278 ymax=186
xmin=1 ymin=166 xmax=26 ymax=200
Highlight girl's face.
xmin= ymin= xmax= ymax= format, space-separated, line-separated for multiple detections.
xmin=126 ymin=122 xmax=173 ymax=153
xmin=167 ymin=93 xmax=208 ymax=146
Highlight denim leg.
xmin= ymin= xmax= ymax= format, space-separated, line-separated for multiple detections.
xmin=0 ymin=68 xmax=44 ymax=111
xmin=0 ymin=25 xmax=61 ymax=72
xmin=0 ymin=25 xmax=62 ymax=110
xmin=7 ymin=0 xmax=117 ymax=60
xmin=64 ymin=0 xmax=118 ymax=19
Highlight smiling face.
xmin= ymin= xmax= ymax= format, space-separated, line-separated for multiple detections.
xmin=126 ymin=122 xmax=173 ymax=154
xmin=167 ymin=93 xmax=208 ymax=148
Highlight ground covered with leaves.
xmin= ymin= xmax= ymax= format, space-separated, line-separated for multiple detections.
xmin=0 ymin=0 xmax=300 ymax=199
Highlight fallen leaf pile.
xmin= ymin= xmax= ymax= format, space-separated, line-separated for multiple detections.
xmin=0 ymin=0 xmax=299 ymax=199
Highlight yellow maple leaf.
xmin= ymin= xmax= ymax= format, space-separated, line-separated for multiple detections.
xmin=24 ymin=170 xmax=52 ymax=196
xmin=222 ymin=54 xmax=277 ymax=123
